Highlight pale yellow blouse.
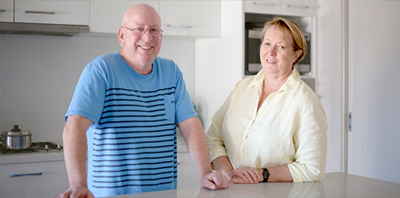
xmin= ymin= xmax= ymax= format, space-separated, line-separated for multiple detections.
xmin=206 ymin=69 xmax=328 ymax=182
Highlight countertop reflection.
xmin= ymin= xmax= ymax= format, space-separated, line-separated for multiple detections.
xmin=103 ymin=173 xmax=400 ymax=198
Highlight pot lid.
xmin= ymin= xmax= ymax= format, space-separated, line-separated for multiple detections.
xmin=3 ymin=125 xmax=31 ymax=136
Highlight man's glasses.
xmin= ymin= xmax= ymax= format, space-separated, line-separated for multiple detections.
xmin=122 ymin=26 xmax=163 ymax=37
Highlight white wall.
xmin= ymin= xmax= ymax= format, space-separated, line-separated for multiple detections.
xmin=316 ymin=0 xmax=343 ymax=173
xmin=0 ymin=34 xmax=195 ymax=142
xmin=194 ymin=0 xmax=243 ymax=130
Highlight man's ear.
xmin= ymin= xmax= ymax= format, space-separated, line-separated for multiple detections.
xmin=118 ymin=27 xmax=125 ymax=47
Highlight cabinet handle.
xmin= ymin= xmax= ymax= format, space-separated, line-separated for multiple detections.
xmin=287 ymin=4 xmax=309 ymax=9
xmin=252 ymin=2 xmax=277 ymax=6
xmin=167 ymin=24 xmax=193 ymax=28
xmin=0 ymin=9 xmax=5 ymax=13
xmin=25 ymin=10 xmax=55 ymax=15
xmin=9 ymin=172 xmax=43 ymax=178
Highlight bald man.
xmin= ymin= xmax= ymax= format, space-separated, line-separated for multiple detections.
xmin=56 ymin=4 xmax=228 ymax=198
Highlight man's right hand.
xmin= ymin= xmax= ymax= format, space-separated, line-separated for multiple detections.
xmin=55 ymin=186 xmax=94 ymax=198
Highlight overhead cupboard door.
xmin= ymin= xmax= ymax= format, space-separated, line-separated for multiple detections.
xmin=348 ymin=0 xmax=400 ymax=184
xmin=14 ymin=0 xmax=89 ymax=25
xmin=159 ymin=0 xmax=220 ymax=37
xmin=89 ymin=0 xmax=159 ymax=34
xmin=0 ymin=0 xmax=13 ymax=22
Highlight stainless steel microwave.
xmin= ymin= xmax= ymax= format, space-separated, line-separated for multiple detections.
xmin=244 ymin=29 xmax=311 ymax=75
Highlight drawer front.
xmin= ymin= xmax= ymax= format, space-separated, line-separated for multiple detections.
xmin=0 ymin=160 xmax=68 ymax=198
xmin=14 ymin=0 xmax=89 ymax=25
xmin=0 ymin=0 xmax=13 ymax=22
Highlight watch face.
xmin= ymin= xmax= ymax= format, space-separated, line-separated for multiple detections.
xmin=262 ymin=169 xmax=270 ymax=182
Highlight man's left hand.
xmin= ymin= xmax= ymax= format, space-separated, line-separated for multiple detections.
xmin=200 ymin=171 xmax=229 ymax=190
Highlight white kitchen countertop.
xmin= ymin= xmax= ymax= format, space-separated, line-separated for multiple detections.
xmin=101 ymin=172 xmax=400 ymax=198
xmin=0 ymin=141 xmax=64 ymax=164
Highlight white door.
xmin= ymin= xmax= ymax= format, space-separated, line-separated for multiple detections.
xmin=348 ymin=0 xmax=400 ymax=184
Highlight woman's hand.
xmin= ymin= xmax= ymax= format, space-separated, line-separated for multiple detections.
xmin=227 ymin=167 xmax=262 ymax=184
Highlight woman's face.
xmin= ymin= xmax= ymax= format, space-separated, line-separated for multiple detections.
xmin=260 ymin=26 xmax=301 ymax=77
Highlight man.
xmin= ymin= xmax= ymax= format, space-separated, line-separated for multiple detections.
xmin=56 ymin=4 xmax=228 ymax=198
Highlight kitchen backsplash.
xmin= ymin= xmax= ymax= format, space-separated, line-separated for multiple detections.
xmin=0 ymin=34 xmax=195 ymax=142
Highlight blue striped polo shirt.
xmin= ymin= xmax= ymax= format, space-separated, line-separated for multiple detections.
xmin=66 ymin=52 xmax=196 ymax=197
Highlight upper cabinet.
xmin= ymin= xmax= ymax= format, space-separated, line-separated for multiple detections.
xmin=244 ymin=0 xmax=316 ymax=17
xmin=89 ymin=0 xmax=220 ymax=37
xmin=0 ymin=0 xmax=13 ymax=22
xmin=11 ymin=0 xmax=89 ymax=25
xmin=90 ymin=0 xmax=159 ymax=34
xmin=159 ymin=0 xmax=220 ymax=37
xmin=244 ymin=0 xmax=281 ymax=15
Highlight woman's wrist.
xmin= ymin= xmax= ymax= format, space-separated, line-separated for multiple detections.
xmin=257 ymin=169 xmax=264 ymax=182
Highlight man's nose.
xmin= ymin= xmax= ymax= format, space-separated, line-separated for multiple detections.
xmin=141 ymin=30 xmax=153 ymax=41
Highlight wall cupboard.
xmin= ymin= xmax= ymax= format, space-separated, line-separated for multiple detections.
xmin=89 ymin=0 xmax=158 ymax=34
xmin=244 ymin=0 xmax=316 ymax=17
xmin=0 ymin=0 xmax=13 ymax=22
xmin=0 ymin=0 xmax=89 ymax=25
xmin=90 ymin=0 xmax=220 ymax=37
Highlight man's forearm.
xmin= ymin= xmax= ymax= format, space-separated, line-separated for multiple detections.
xmin=211 ymin=156 xmax=234 ymax=176
xmin=63 ymin=115 xmax=92 ymax=187
xmin=179 ymin=117 xmax=213 ymax=177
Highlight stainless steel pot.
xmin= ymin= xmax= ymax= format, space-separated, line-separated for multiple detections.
xmin=1 ymin=125 xmax=32 ymax=149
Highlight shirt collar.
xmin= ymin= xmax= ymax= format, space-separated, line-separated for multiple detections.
xmin=249 ymin=68 xmax=302 ymax=97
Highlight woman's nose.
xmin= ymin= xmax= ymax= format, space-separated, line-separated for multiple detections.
xmin=266 ymin=47 xmax=276 ymax=55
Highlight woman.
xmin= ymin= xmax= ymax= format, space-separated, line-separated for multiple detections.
xmin=206 ymin=17 xmax=327 ymax=184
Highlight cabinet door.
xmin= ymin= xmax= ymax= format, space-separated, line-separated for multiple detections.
xmin=281 ymin=0 xmax=315 ymax=17
xmin=177 ymin=152 xmax=200 ymax=189
xmin=244 ymin=0 xmax=281 ymax=15
xmin=0 ymin=0 xmax=13 ymax=22
xmin=348 ymin=0 xmax=400 ymax=184
xmin=14 ymin=0 xmax=89 ymax=25
xmin=159 ymin=0 xmax=220 ymax=37
xmin=90 ymin=0 xmax=159 ymax=34
xmin=0 ymin=160 xmax=68 ymax=198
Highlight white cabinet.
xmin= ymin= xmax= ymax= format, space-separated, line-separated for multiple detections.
xmin=177 ymin=151 xmax=200 ymax=189
xmin=159 ymin=0 xmax=220 ymax=37
xmin=0 ymin=0 xmax=13 ymax=22
xmin=244 ymin=0 xmax=281 ymax=15
xmin=13 ymin=0 xmax=89 ymax=25
xmin=89 ymin=0 xmax=220 ymax=37
xmin=244 ymin=0 xmax=316 ymax=17
xmin=281 ymin=0 xmax=315 ymax=17
xmin=0 ymin=160 xmax=68 ymax=198
xmin=90 ymin=0 xmax=158 ymax=34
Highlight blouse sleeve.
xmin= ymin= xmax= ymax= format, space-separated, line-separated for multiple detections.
xmin=206 ymin=82 xmax=239 ymax=163
xmin=287 ymin=96 xmax=328 ymax=182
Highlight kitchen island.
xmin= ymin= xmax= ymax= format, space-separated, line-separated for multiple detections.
xmin=102 ymin=172 xmax=400 ymax=198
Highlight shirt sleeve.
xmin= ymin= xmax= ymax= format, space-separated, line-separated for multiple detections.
xmin=65 ymin=61 xmax=107 ymax=124
xmin=206 ymin=82 xmax=239 ymax=163
xmin=287 ymin=97 xmax=328 ymax=182
xmin=173 ymin=64 xmax=196 ymax=124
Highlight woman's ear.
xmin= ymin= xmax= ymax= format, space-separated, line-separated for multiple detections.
xmin=294 ymin=50 xmax=303 ymax=63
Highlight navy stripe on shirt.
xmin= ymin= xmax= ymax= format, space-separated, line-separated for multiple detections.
xmin=91 ymin=86 xmax=178 ymax=190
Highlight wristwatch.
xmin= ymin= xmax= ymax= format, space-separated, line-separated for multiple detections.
xmin=262 ymin=168 xmax=270 ymax=182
